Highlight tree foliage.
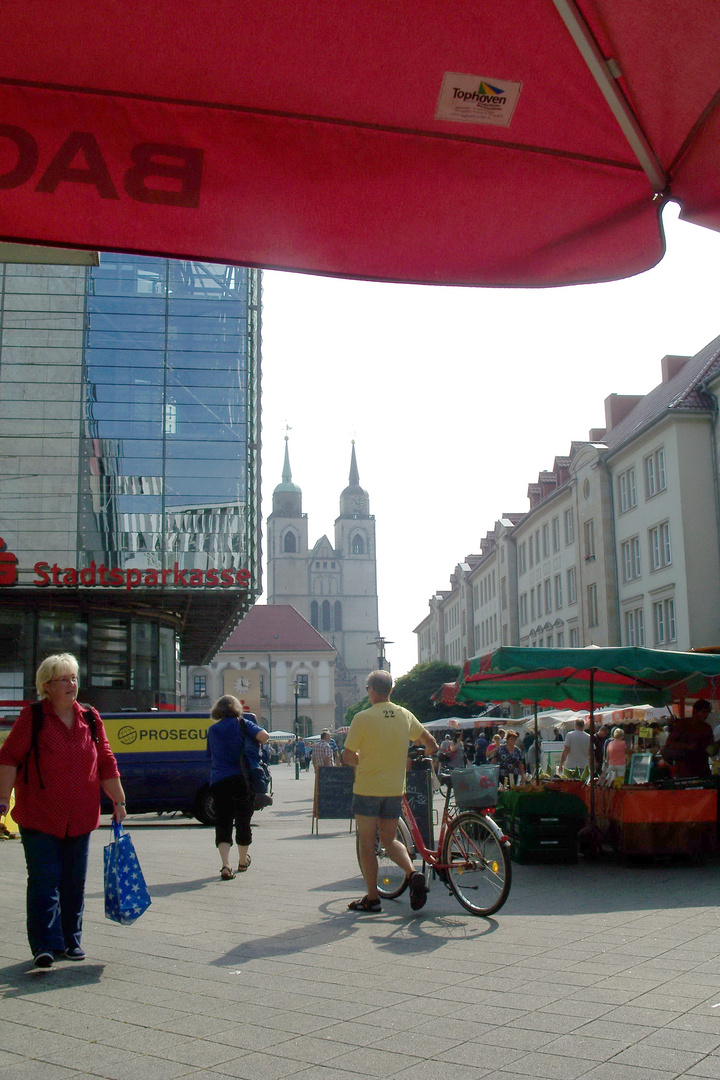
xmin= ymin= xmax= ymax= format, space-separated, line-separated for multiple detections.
xmin=391 ymin=662 xmax=462 ymax=722
xmin=343 ymin=661 xmax=485 ymax=725
xmin=344 ymin=695 xmax=369 ymax=724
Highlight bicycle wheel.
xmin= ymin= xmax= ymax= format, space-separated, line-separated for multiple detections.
xmin=443 ymin=812 xmax=511 ymax=916
xmin=356 ymin=818 xmax=414 ymax=899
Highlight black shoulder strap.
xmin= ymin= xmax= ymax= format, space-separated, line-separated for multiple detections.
xmin=23 ymin=701 xmax=46 ymax=789
xmin=80 ymin=705 xmax=99 ymax=744
xmin=237 ymin=714 xmax=248 ymax=752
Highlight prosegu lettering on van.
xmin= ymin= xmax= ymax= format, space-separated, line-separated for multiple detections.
xmin=138 ymin=728 xmax=208 ymax=741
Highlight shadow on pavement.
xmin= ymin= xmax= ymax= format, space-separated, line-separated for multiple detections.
xmin=0 ymin=960 xmax=105 ymax=997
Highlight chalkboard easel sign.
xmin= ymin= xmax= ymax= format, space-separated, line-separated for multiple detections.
xmin=312 ymin=766 xmax=354 ymax=833
xmin=405 ymin=767 xmax=433 ymax=849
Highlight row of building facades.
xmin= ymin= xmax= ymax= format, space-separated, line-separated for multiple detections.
xmin=415 ymin=337 xmax=720 ymax=665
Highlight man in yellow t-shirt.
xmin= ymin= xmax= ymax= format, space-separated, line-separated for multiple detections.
xmin=342 ymin=670 xmax=438 ymax=913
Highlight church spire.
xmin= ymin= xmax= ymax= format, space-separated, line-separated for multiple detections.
xmin=339 ymin=441 xmax=369 ymax=517
xmin=282 ymin=435 xmax=294 ymax=485
xmin=348 ymin=440 xmax=360 ymax=487
xmin=271 ymin=435 xmax=302 ymax=517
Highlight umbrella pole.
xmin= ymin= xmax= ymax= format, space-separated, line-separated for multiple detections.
xmin=589 ymin=670 xmax=596 ymax=824
xmin=578 ymin=668 xmax=604 ymax=858
xmin=534 ymin=702 xmax=539 ymax=783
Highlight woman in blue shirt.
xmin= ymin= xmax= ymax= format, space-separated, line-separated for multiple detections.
xmin=207 ymin=695 xmax=269 ymax=880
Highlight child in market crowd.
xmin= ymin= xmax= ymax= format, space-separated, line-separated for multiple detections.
xmin=602 ymin=727 xmax=627 ymax=785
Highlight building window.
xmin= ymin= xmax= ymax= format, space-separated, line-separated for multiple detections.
xmin=624 ymin=608 xmax=645 ymax=646
xmin=621 ymin=536 xmax=641 ymax=581
xmin=569 ymin=627 xmax=580 ymax=647
xmin=352 ymin=534 xmax=365 ymax=555
xmin=518 ymin=543 xmax=526 ymax=575
xmin=310 ymin=600 xmax=319 ymax=628
xmin=542 ymin=524 xmax=550 ymax=559
xmin=296 ymin=673 xmax=309 ymax=698
xmin=530 ymin=590 xmax=536 ymax=620
xmin=544 ymin=578 xmax=552 ymax=613
xmin=564 ymin=507 xmax=575 ymax=544
xmin=552 ymin=516 xmax=560 ymax=552
xmin=587 ymin=583 xmax=599 ymax=627
xmin=193 ymin=675 xmax=206 ymax=697
xmin=334 ymin=601 xmax=342 ymax=630
xmin=645 ymin=448 xmax=666 ymax=498
xmin=649 ymin=522 xmax=672 ymax=570
xmin=546 ymin=633 xmax=553 ymax=648
xmin=519 ymin=593 xmax=527 ymax=624
xmin=653 ymin=598 xmax=676 ymax=645
xmin=528 ymin=534 xmax=534 ymax=568
xmin=536 ymin=584 xmax=543 ymax=617
xmin=617 ymin=467 xmax=637 ymax=513
xmin=283 ymin=531 xmax=297 ymax=553
xmin=556 ymin=630 xmax=565 ymax=648
xmin=322 ymin=600 xmax=331 ymax=632
xmin=554 ymin=574 xmax=563 ymax=609
xmin=583 ymin=519 xmax=595 ymax=561
xmin=567 ymin=566 xmax=577 ymax=605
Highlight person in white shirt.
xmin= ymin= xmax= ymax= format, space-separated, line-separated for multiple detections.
xmin=559 ymin=718 xmax=591 ymax=771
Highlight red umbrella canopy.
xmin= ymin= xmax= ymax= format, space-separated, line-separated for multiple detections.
xmin=2 ymin=1 xmax=720 ymax=286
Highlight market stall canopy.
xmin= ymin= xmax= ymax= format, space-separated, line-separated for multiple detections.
xmin=3 ymin=2 xmax=720 ymax=286
xmin=457 ymin=646 xmax=720 ymax=709
xmin=266 ymin=730 xmax=295 ymax=740
xmin=432 ymin=682 xmax=460 ymax=707
xmin=520 ymin=704 xmax=669 ymax=737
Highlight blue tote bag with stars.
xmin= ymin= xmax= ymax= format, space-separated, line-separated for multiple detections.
xmin=104 ymin=821 xmax=152 ymax=925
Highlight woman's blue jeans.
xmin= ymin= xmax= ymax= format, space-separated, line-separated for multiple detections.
xmin=19 ymin=828 xmax=91 ymax=956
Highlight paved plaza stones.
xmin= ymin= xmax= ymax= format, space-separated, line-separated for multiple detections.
xmin=2 ymin=767 xmax=720 ymax=1080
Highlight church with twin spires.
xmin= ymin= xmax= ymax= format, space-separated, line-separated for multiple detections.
xmin=266 ymin=440 xmax=380 ymax=715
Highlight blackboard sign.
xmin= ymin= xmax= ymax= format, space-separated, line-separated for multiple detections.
xmin=405 ymin=768 xmax=433 ymax=849
xmin=627 ymin=752 xmax=652 ymax=785
xmin=312 ymin=766 xmax=354 ymax=832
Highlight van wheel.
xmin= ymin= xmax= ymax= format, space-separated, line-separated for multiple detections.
xmin=194 ymin=786 xmax=215 ymax=826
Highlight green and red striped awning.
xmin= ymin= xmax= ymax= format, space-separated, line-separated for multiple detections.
xmin=457 ymin=646 xmax=720 ymax=710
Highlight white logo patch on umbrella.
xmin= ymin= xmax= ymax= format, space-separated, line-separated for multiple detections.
xmin=436 ymin=72 xmax=523 ymax=127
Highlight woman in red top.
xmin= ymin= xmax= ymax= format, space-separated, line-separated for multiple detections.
xmin=0 ymin=653 xmax=126 ymax=969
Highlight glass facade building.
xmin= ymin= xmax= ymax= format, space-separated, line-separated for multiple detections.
xmin=0 ymin=255 xmax=261 ymax=711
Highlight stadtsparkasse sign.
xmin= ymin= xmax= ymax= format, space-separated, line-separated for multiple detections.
xmin=34 ymin=561 xmax=252 ymax=591
xmin=0 ymin=540 xmax=250 ymax=591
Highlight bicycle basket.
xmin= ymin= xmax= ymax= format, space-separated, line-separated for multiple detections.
xmin=451 ymin=765 xmax=499 ymax=809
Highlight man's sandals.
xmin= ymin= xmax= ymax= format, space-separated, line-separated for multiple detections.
xmin=347 ymin=895 xmax=381 ymax=913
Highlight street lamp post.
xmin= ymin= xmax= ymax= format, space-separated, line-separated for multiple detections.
xmin=294 ymin=680 xmax=300 ymax=781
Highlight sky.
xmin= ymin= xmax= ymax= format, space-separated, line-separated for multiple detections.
xmin=259 ymin=205 xmax=720 ymax=679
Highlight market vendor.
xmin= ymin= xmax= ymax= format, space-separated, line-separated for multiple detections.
xmin=660 ymin=700 xmax=714 ymax=779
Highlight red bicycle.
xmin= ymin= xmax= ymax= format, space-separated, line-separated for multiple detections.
xmin=357 ymin=752 xmax=512 ymax=916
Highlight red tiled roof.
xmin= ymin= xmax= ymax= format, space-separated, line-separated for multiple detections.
xmin=220 ymin=605 xmax=335 ymax=653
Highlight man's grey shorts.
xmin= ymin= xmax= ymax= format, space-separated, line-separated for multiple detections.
xmin=352 ymin=794 xmax=403 ymax=819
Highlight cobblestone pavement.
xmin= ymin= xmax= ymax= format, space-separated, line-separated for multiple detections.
xmin=2 ymin=767 xmax=720 ymax=1080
